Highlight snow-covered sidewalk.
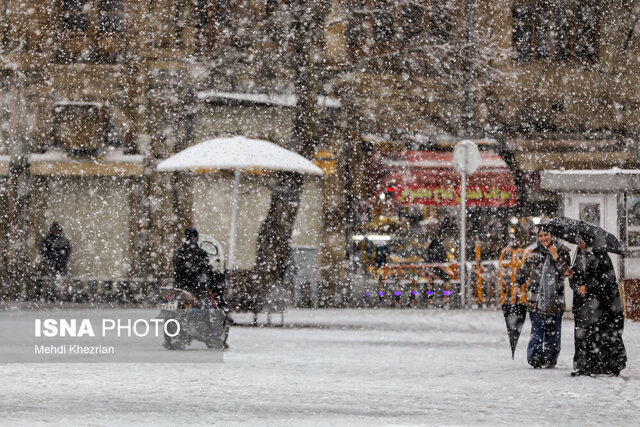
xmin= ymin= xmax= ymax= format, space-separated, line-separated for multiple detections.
xmin=1 ymin=307 xmax=638 ymax=425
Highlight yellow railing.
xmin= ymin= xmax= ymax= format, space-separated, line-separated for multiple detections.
xmin=358 ymin=238 xmax=534 ymax=307
xmin=498 ymin=247 xmax=530 ymax=305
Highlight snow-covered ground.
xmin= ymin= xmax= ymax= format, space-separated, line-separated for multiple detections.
xmin=1 ymin=307 xmax=638 ymax=426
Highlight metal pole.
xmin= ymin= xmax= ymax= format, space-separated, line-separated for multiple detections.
xmin=460 ymin=172 xmax=467 ymax=308
xmin=228 ymin=169 xmax=241 ymax=270
xmin=462 ymin=0 xmax=476 ymax=136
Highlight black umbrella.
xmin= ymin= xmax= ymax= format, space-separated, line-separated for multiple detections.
xmin=539 ymin=217 xmax=622 ymax=255
xmin=502 ymin=297 xmax=527 ymax=359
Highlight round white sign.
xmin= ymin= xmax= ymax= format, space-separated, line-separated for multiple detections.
xmin=453 ymin=140 xmax=480 ymax=175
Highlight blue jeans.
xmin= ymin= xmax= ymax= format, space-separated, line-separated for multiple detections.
xmin=527 ymin=311 xmax=563 ymax=367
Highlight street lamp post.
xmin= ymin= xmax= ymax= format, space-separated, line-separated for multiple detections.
xmin=453 ymin=140 xmax=480 ymax=308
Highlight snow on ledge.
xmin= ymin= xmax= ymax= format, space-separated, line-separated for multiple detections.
xmin=541 ymin=168 xmax=640 ymax=191
xmin=30 ymin=148 xmax=143 ymax=163
xmin=544 ymin=168 xmax=640 ymax=175
xmin=53 ymin=100 xmax=105 ymax=109
xmin=196 ymin=90 xmax=341 ymax=109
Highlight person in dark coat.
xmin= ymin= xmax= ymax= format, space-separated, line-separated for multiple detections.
xmin=425 ymin=234 xmax=447 ymax=264
xmin=515 ymin=227 xmax=571 ymax=369
xmin=41 ymin=222 xmax=72 ymax=277
xmin=569 ymin=235 xmax=590 ymax=375
xmin=425 ymin=219 xmax=452 ymax=282
xmin=173 ymin=227 xmax=217 ymax=307
xmin=569 ymin=235 xmax=627 ymax=376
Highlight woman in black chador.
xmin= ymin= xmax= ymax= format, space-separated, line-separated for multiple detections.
xmin=41 ymin=222 xmax=72 ymax=277
xmin=570 ymin=235 xmax=627 ymax=376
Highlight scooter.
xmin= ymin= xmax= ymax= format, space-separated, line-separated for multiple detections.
xmin=158 ymin=287 xmax=230 ymax=350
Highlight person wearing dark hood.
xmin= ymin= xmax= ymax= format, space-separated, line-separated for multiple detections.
xmin=40 ymin=222 xmax=72 ymax=299
xmin=569 ymin=235 xmax=626 ymax=376
xmin=173 ymin=227 xmax=217 ymax=307
xmin=515 ymin=227 xmax=571 ymax=369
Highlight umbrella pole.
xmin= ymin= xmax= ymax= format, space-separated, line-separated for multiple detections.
xmin=228 ymin=170 xmax=241 ymax=271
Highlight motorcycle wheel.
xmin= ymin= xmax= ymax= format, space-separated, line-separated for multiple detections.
xmin=163 ymin=318 xmax=189 ymax=350
xmin=205 ymin=341 xmax=220 ymax=349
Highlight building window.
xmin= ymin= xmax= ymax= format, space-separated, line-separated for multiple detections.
xmin=579 ymin=202 xmax=601 ymax=226
xmin=63 ymin=0 xmax=89 ymax=31
xmin=62 ymin=0 xmax=123 ymax=34
xmin=347 ymin=9 xmax=367 ymax=48
xmin=58 ymin=0 xmax=125 ymax=62
xmin=53 ymin=102 xmax=110 ymax=154
xmin=193 ymin=0 xmax=232 ymax=48
xmin=627 ymin=195 xmax=640 ymax=248
xmin=534 ymin=8 xmax=551 ymax=59
xmin=373 ymin=13 xmax=395 ymax=42
xmin=512 ymin=2 xmax=598 ymax=63
xmin=554 ymin=6 xmax=572 ymax=61
xmin=401 ymin=4 xmax=424 ymax=41
xmin=428 ymin=0 xmax=451 ymax=43
xmin=575 ymin=5 xmax=597 ymax=61
xmin=97 ymin=0 xmax=124 ymax=33
xmin=265 ymin=0 xmax=278 ymax=14
xmin=372 ymin=1 xmax=395 ymax=42
xmin=194 ymin=0 xmax=210 ymax=29
xmin=347 ymin=0 xmax=452 ymax=57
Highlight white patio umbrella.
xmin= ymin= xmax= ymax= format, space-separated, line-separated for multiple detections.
xmin=156 ymin=136 xmax=323 ymax=270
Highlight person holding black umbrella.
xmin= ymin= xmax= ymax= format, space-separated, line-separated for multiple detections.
xmin=569 ymin=234 xmax=627 ymax=376
xmin=515 ymin=226 xmax=571 ymax=369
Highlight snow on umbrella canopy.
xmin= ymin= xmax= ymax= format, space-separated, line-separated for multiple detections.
xmin=539 ymin=217 xmax=622 ymax=255
xmin=155 ymin=136 xmax=323 ymax=175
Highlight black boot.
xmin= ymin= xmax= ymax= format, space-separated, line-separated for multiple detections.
xmin=570 ymin=370 xmax=590 ymax=377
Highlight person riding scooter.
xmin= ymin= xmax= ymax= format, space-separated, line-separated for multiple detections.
xmin=173 ymin=227 xmax=224 ymax=308
xmin=163 ymin=227 xmax=230 ymax=350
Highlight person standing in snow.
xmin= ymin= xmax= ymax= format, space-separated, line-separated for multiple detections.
xmin=40 ymin=222 xmax=72 ymax=300
xmin=569 ymin=235 xmax=590 ymax=374
xmin=515 ymin=227 xmax=571 ymax=368
xmin=425 ymin=218 xmax=453 ymax=284
xmin=569 ymin=235 xmax=626 ymax=376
